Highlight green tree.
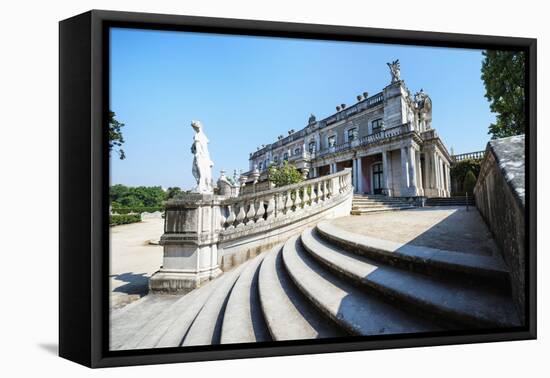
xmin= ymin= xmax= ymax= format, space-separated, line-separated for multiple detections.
xmin=267 ymin=161 xmax=303 ymax=187
xmin=463 ymin=170 xmax=477 ymax=195
xmin=450 ymin=158 xmax=482 ymax=193
xmin=481 ymin=50 xmax=525 ymax=138
xmin=109 ymin=185 xmax=166 ymax=209
xmin=109 ymin=110 xmax=126 ymax=160
xmin=166 ymin=186 xmax=183 ymax=200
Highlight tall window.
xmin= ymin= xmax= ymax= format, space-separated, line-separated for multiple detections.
xmin=274 ymin=155 xmax=279 ymax=164
xmin=347 ymin=127 xmax=357 ymax=141
xmin=328 ymin=135 xmax=336 ymax=148
xmin=283 ymin=152 xmax=289 ymax=161
xmin=372 ymin=119 xmax=383 ymax=133
xmin=309 ymin=141 xmax=316 ymax=153
xmin=294 ymin=147 xmax=301 ymax=156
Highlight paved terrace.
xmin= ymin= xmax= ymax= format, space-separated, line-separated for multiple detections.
xmin=110 ymin=216 xmax=164 ymax=310
xmin=330 ymin=207 xmax=499 ymax=256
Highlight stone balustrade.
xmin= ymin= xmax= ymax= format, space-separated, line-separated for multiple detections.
xmin=150 ymin=168 xmax=353 ymax=293
xmin=220 ymin=168 xmax=352 ymax=233
xmin=452 ymin=150 xmax=485 ymax=163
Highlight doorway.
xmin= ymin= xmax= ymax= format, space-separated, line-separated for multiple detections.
xmin=372 ymin=162 xmax=383 ymax=194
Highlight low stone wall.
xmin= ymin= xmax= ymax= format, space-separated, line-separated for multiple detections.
xmin=474 ymin=135 xmax=525 ymax=323
xmin=151 ymin=168 xmax=353 ymax=294
xmin=218 ymin=189 xmax=352 ymax=270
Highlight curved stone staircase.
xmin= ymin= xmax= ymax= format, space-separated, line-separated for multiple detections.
xmin=352 ymin=194 xmax=416 ymax=214
xmin=111 ymin=220 xmax=521 ymax=350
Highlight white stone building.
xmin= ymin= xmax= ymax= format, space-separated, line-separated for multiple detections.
xmin=246 ymin=63 xmax=452 ymax=198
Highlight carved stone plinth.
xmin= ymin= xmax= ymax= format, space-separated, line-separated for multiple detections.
xmin=149 ymin=193 xmax=224 ymax=294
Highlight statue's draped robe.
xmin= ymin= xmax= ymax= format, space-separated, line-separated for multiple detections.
xmin=192 ymin=130 xmax=214 ymax=193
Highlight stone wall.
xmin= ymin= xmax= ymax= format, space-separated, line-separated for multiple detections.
xmin=474 ymin=135 xmax=525 ymax=323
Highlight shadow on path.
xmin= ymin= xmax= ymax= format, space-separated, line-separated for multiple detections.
xmin=111 ymin=272 xmax=150 ymax=297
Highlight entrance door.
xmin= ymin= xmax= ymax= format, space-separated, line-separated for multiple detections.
xmin=372 ymin=163 xmax=383 ymax=194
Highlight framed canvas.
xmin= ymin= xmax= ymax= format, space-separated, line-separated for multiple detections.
xmin=59 ymin=10 xmax=537 ymax=368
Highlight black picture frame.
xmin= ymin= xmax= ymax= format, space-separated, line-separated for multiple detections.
xmin=59 ymin=9 xmax=537 ymax=368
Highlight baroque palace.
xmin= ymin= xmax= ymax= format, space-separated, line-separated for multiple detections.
xmin=246 ymin=61 xmax=452 ymax=198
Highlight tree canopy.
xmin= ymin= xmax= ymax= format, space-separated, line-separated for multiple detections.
xmin=481 ymin=50 xmax=526 ymax=139
xmin=110 ymin=184 xmax=166 ymax=209
xmin=267 ymin=161 xmax=303 ymax=187
xmin=109 ymin=111 xmax=126 ymax=160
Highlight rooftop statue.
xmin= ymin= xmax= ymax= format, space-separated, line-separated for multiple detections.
xmin=190 ymin=120 xmax=214 ymax=194
xmin=387 ymin=59 xmax=401 ymax=83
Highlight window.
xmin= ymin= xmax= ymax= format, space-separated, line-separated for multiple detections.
xmin=283 ymin=152 xmax=289 ymax=161
xmin=372 ymin=119 xmax=383 ymax=133
xmin=294 ymin=148 xmax=301 ymax=156
xmin=258 ymin=162 xmax=263 ymax=170
xmin=328 ymin=135 xmax=336 ymax=148
xmin=274 ymin=155 xmax=279 ymax=163
xmin=347 ymin=127 xmax=357 ymax=141
xmin=309 ymin=141 xmax=316 ymax=153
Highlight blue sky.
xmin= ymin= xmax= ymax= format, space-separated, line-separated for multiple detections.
xmin=110 ymin=27 xmax=495 ymax=189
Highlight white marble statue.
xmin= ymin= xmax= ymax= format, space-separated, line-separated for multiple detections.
xmin=190 ymin=120 xmax=214 ymax=194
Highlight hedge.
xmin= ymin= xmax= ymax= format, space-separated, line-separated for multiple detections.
xmin=111 ymin=206 xmax=164 ymax=215
xmin=110 ymin=214 xmax=141 ymax=226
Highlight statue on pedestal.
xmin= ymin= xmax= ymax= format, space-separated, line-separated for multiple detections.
xmin=387 ymin=59 xmax=401 ymax=83
xmin=190 ymin=120 xmax=214 ymax=194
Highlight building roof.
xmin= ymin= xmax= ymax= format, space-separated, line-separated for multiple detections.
xmin=488 ymin=134 xmax=525 ymax=206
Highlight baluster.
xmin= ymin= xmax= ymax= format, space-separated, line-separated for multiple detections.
xmin=276 ymin=193 xmax=285 ymax=217
xmin=226 ymin=204 xmax=236 ymax=229
xmin=246 ymin=200 xmax=256 ymax=225
xmin=312 ymin=182 xmax=319 ymax=204
xmin=294 ymin=187 xmax=302 ymax=208
xmin=255 ymin=198 xmax=265 ymax=222
xmin=283 ymin=190 xmax=291 ymax=213
xmin=303 ymin=184 xmax=310 ymax=207
xmin=265 ymin=195 xmax=275 ymax=220
xmin=235 ymin=202 xmax=246 ymax=227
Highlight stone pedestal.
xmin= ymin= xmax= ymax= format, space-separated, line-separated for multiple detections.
xmin=149 ymin=193 xmax=224 ymax=294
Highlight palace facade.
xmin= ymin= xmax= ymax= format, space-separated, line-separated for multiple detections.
xmin=246 ymin=63 xmax=452 ymax=198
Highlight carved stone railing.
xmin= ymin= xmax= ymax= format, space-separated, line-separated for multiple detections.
xmin=219 ymin=168 xmax=352 ymax=234
xmin=150 ymin=169 xmax=353 ymax=293
xmin=452 ymin=151 xmax=485 ymax=163
xmin=359 ymin=123 xmax=410 ymax=146
xmin=316 ymin=123 xmax=411 ymax=158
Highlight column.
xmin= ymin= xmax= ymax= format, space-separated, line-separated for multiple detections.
xmin=438 ymin=156 xmax=445 ymax=197
xmin=313 ymin=167 xmax=318 ymax=178
xmin=351 ymin=159 xmax=359 ymax=193
xmin=408 ymin=146 xmax=418 ymax=196
xmin=416 ymin=151 xmax=424 ymax=196
xmin=382 ymin=150 xmax=392 ymax=196
xmin=357 ymin=157 xmax=363 ymax=194
xmin=401 ymin=147 xmax=409 ymax=195
xmin=433 ymin=152 xmax=440 ymax=196
xmin=447 ymin=164 xmax=452 ymax=196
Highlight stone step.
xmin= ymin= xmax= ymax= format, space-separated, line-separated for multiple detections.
xmin=351 ymin=206 xmax=415 ymax=215
xmin=301 ymin=227 xmax=520 ymax=328
xmin=282 ymin=235 xmax=440 ymax=335
xmin=353 ymin=197 xmax=408 ymax=203
xmin=316 ymin=221 xmax=511 ymax=285
xmin=352 ymin=203 xmax=413 ymax=209
xmin=121 ymin=277 xmax=221 ymax=349
xmin=182 ymin=262 xmax=249 ymax=346
xmin=110 ymin=294 xmax=181 ymax=350
xmin=258 ymin=246 xmax=345 ymax=341
xmin=220 ymin=253 xmax=272 ymax=344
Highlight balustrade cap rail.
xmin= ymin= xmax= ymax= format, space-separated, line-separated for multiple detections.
xmin=224 ymin=168 xmax=352 ymax=203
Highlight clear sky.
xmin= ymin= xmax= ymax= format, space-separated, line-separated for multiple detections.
xmin=110 ymin=27 xmax=495 ymax=189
